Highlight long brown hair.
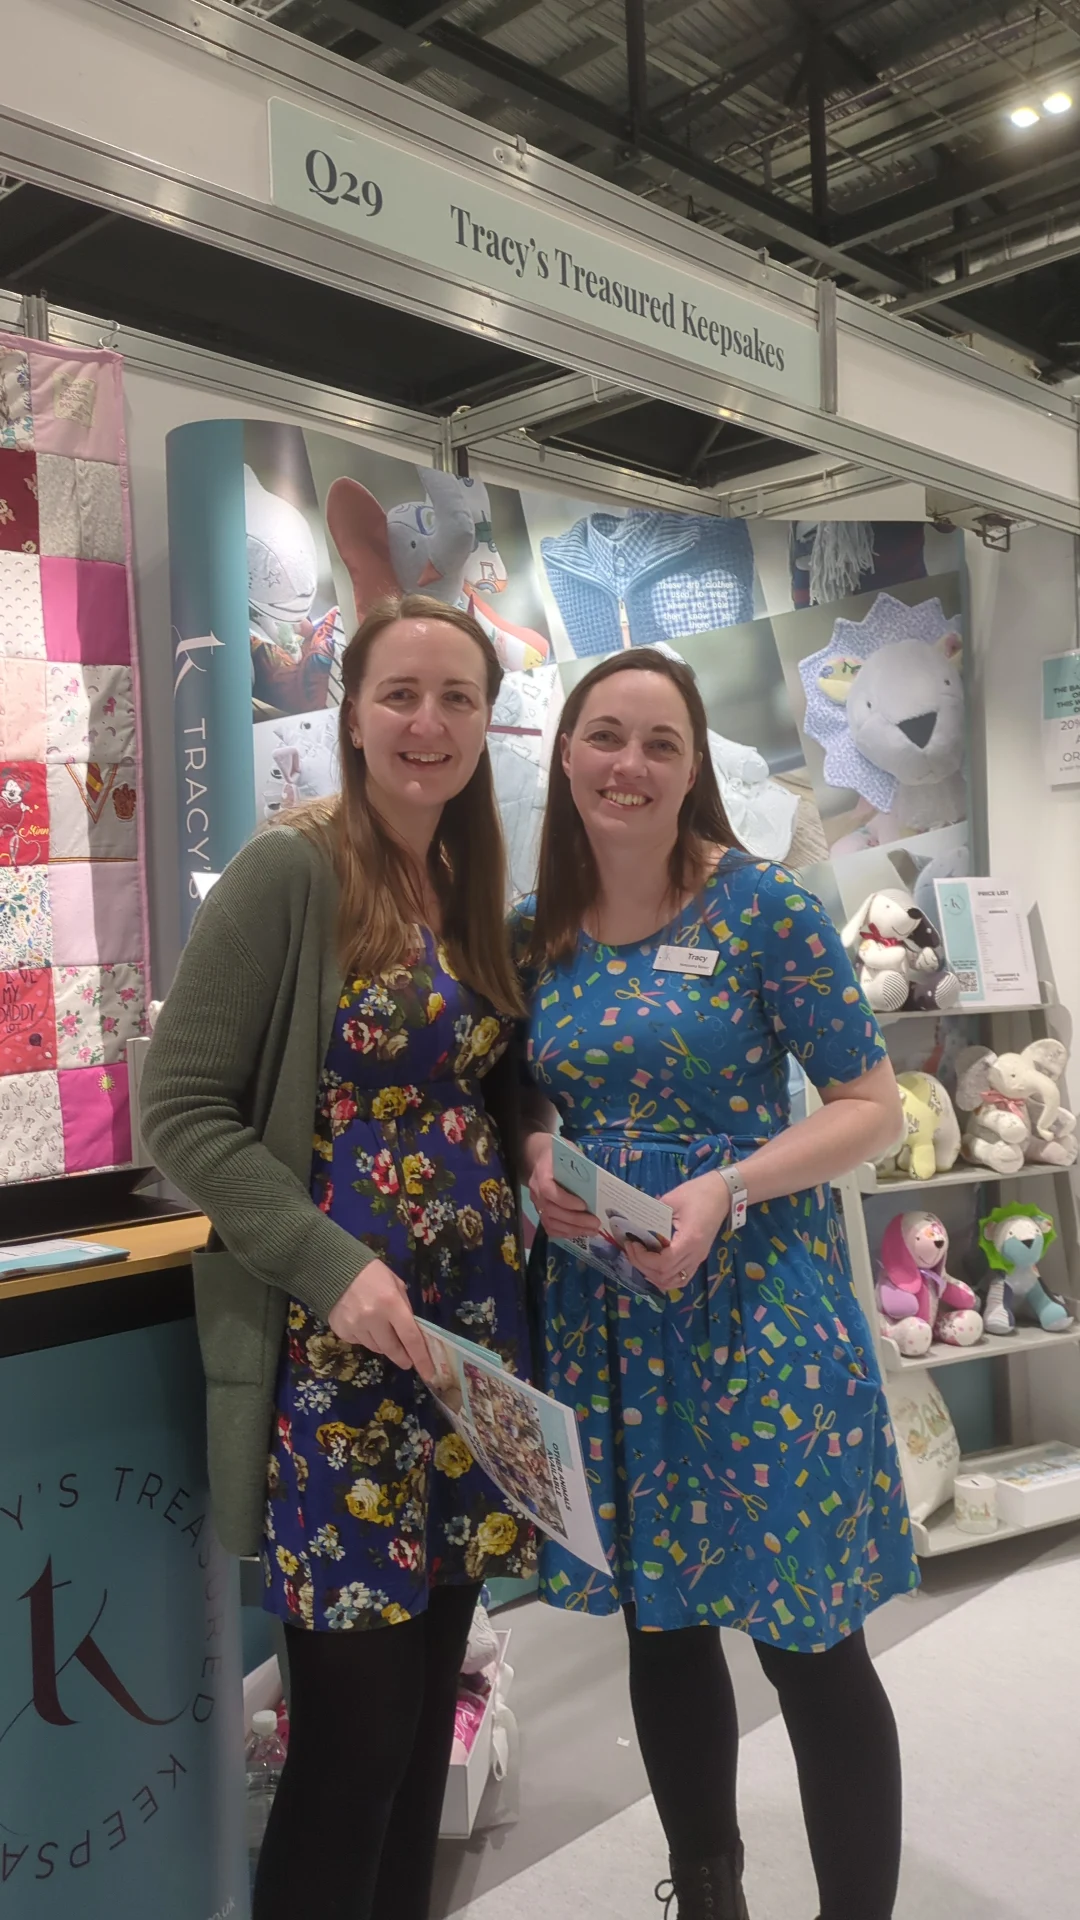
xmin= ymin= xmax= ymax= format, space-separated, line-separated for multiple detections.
xmin=529 ymin=648 xmax=742 ymax=966
xmin=288 ymin=592 xmax=523 ymax=1015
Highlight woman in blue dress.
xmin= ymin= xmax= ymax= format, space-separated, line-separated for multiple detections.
xmin=513 ymin=648 xmax=918 ymax=1920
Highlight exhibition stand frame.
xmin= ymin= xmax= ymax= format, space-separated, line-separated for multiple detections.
xmin=0 ymin=0 xmax=1078 ymax=535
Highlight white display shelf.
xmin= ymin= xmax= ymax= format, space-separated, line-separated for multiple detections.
xmin=877 ymin=987 xmax=1053 ymax=1027
xmin=913 ymin=1443 xmax=1080 ymax=1557
xmin=881 ymin=1314 xmax=1080 ymax=1374
xmin=854 ymin=1159 xmax=1058 ymax=1197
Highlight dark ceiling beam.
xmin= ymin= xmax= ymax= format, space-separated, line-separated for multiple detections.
xmin=321 ymin=0 xmax=928 ymax=294
xmin=892 ymin=227 xmax=1080 ymax=313
xmin=871 ymin=0 xmax=1029 ymax=76
xmin=831 ymin=114 xmax=1080 ymax=246
xmin=653 ymin=0 xmax=898 ymax=128
xmin=625 ymin=0 xmax=648 ymax=148
xmin=910 ymin=177 xmax=1080 ymax=263
xmin=805 ymin=31 xmax=832 ymax=238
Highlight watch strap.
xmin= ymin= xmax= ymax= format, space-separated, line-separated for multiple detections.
xmin=719 ymin=1162 xmax=749 ymax=1231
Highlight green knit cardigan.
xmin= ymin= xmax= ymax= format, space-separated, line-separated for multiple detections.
xmin=141 ymin=826 xmax=522 ymax=1558
xmin=141 ymin=828 xmax=371 ymax=1555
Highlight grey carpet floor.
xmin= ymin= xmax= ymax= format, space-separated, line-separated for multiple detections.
xmin=434 ymin=1522 xmax=1080 ymax=1918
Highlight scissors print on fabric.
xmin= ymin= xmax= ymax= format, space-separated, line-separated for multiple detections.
xmin=615 ymin=976 xmax=666 ymax=1013
xmin=774 ymin=1553 xmax=818 ymax=1613
xmin=798 ymin=1404 xmax=838 ymax=1459
xmin=665 ymin=1029 xmax=710 ymax=1080
xmin=685 ymin=1537 xmax=726 ymax=1589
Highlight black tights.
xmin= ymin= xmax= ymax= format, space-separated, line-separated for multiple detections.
xmin=625 ymin=1610 xmax=901 ymax=1920
xmin=252 ymin=1583 xmax=480 ymax=1920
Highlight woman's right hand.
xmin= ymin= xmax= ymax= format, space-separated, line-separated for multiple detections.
xmin=525 ymin=1133 xmax=601 ymax=1242
xmin=328 ymin=1259 xmax=435 ymax=1383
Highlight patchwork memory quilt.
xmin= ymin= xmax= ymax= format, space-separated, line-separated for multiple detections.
xmin=0 ymin=335 xmax=148 ymax=1184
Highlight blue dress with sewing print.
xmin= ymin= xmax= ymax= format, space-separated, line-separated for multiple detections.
xmin=511 ymin=855 xmax=919 ymax=1650
xmin=262 ymin=935 xmax=536 ymax=1632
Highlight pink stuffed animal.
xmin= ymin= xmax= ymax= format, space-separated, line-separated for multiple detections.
xmin=876 ymin=1211 xmax=983 ymax=1357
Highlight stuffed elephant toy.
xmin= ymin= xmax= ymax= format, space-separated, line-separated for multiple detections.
xmin=876 ymin=1072 xmax=962 ymax=1182
xmin=955 ymin=1040 xmax=1077 ymax=1173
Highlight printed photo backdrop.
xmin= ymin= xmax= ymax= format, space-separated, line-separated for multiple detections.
xmin=165 ymin=419 xmax=968 ymax=947
xmin=0 ymin=336 xmax=148 ymax=1187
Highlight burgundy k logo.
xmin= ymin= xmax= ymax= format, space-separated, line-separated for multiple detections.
xmin=2 ymin=1559 xmax=187 ymax=1740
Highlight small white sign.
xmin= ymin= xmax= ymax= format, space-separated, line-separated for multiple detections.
xmin=655 ymin=944 xmax=719 ymax=975
xmin=933 ymin=878 xmax=1039 ymax=1009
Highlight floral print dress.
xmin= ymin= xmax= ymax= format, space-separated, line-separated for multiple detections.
xmin=512 ymin=855 xmax=919 ymax=1651
xmin=262 ymin=936 xmax=536 ymax=1632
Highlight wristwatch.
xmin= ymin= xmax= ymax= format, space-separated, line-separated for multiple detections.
xmin=717 ymin=1162 xmax=749 ymax=1231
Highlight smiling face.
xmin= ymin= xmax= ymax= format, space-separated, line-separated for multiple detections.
xmin=346 ymin=617 xmax=492 ymax=824
xmin=561 ymin=668 xmax=699 ymax=855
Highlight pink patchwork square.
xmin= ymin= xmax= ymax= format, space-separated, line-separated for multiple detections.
xmin=49 ymin=861 xmax=141 ymax=964
xmin=45 ymin=664 xmax=135 ymax=763
xmin=27 ymin=349 xmax=122 ymax=461
xmin=59 ymin=1061 xmax=131 ymax=1172
xmin=40 ymin=557 xmax=131 ymax=664
xmin=0 ymin=659 xmax=45 ymax=758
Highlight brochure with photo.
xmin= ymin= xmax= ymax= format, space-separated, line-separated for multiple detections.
xmin=0 ymin=1237 xmax=130 ymax=1281
xmin=550 ymin=1138 xmax=673 ymax=1305
xmin=418 ymin=1319 xmax=609 ymax=1574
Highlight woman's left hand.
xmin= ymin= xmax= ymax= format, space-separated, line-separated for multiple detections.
xmin=630 ymin=1172 xmax=731 ymax=1294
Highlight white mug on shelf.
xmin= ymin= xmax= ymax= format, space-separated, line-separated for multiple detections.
xmin=953 ymin=1472 xmax=998 ymax=1535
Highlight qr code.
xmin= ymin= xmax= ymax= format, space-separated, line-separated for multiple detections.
xmin=955 ymin=970 xmax=978 ymax=993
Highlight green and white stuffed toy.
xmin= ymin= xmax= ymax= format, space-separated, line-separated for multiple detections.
xmin=975 ymin=1205 xmax=1073 ymax=1336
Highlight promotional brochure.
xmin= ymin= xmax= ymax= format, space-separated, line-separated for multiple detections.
xmin=418 ymin=1320 xmax=608 ymax=1573
xmin=550 ymin=1138 xmax=672 ymax=1307
xmin=0 ymin=1236 xmax=131 ymax=1280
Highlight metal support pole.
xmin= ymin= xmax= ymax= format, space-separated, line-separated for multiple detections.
xmin=806 ymin=34 xmax=830 ymax=240
xmin=19 ymin=291 xmax=49 ymax=340
xmin=817 ymin=278 xmax=838 ymax=415
xmin=624 ymin=0 xmax=648 ymax=148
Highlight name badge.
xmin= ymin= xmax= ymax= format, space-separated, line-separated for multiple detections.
xmin=655 ymin=944 xmax=718 ymax=976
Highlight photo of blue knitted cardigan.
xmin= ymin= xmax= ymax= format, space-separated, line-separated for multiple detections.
xmin=540 ymin=510 xmax=755 ymax=655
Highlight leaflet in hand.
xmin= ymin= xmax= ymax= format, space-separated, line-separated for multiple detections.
xmin=550 ymin=1137 xmax=672 ymax=1304
xmin=417 ymin=1320 xmax=609 ymax=1575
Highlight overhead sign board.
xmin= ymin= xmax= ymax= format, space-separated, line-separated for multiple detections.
xmin=268 ymin=97 xmax=820 ymax=411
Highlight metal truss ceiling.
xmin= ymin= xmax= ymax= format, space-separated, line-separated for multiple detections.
xmin=221 ymin=0 xmax=1080 ymax=376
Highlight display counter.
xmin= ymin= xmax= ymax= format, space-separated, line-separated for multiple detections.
xmin=0 ymin=1217 xmax=248 ymax=1920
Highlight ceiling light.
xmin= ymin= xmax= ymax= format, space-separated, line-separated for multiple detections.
xmin=1010 ymin=105 xmax=1040 ymax=127
xmin=1043 ymin=91 xmax=1073 ymax=115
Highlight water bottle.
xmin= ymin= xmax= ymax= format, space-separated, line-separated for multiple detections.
xmin=246 ymin=1708 xmax=286 ymax=1888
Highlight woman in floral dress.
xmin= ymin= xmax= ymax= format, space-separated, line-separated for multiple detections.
xmin=265 ymin=977 xmax=532 ymax=1634
xmin=144 ymin=595 xmax=533 ymax=1920
xmin=515 ymin=649 xmax=917 ymax=1920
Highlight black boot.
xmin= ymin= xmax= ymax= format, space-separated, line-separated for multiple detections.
xmin=654 ymin=1844 xmax=750 ymax=1919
